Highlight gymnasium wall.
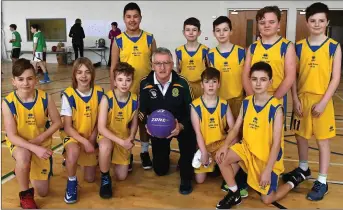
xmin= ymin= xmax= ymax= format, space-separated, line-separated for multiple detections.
xmin=2 ymin=1 xmax=343 ymax=64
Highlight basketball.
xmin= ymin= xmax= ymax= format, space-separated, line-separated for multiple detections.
xmin=147 ymin=109 xmax=176 ymax=138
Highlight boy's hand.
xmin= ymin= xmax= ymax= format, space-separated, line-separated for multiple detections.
xmin=293 ymin=98 xmax=303 ymax=117
xmin=200 ymin=151 xmax=210 ymax=166
xmin=30 ymin=135 xmax=44 ymax=145
xmin=311 ymin=101 xmax=326 ymax=118
xmin=259 ymin=168 xmax=271 ymax=190
xmin=33 ymin=145 xmax=53 ymax=160
xmin=121 ymin=139 xmax=134 ymax=150
xmin=215 ymin=145 xmax=229 ymax=164
xmin=166 ymin=119 xmax=183 ymax=139
xmin=83 ymin=141 xmax=95 ymax=153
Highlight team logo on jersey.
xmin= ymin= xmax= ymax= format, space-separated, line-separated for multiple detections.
xmin=133 ymin=46 xmax=139 ymax=51
xmin=189 ymin=60 xmax=194 ymax=65
xmin=311 ymin=56 xmax=316 ymax=62
xmin=262 ymin=53 xmax=268 ymax=60
xmin=133 ymin=46 xmax=141 ymax=57
xmin=28 ymin=113 xmax=34 ymax=119
xmin=249 ymin=117 xmax=259 ymax=129
xmin=86 ymin=106 xmax=90 ymax=111
xmin=209 ymin=118 xmax=215 ymax=123
xmin=149 ymin=89 xmax=157 ymax=99
xmin=172 ymin=88 xmax=179 ymax=97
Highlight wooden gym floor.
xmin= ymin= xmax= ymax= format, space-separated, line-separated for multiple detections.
xmin=1 ymin=62 xmax=343 ymax=209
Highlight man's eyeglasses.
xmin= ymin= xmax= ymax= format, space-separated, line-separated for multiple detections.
xmin=153 ymin=61 xmax=172 ymax=67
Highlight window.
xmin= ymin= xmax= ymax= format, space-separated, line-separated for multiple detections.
xmin=26 ymin=18 xmax=67 ymax=42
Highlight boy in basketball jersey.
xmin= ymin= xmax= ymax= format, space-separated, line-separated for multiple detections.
xmin=208 ymin=16 xmax=248 ymax=196
xmin=97 ymin=62 xmax=137 ymax=199
xmin=215 ymin=62 xmax=295 ymax=209
xmin=110 ymin=2 xmax=157 ymax=170
xmin=9 ymin=24 xmax=22 ymax=63
xmin=190 ymin=67 xmax=236 ymax=184
xmin=31 ymin=24 xmax=51 ymax=84
xmin=208 ymin=16 xmax=245 ymax=119
xmin=283 ymin=2 xmax=342 ymax=201
xmin=242 ymin=6 xmax=296 ymax=105
xmin=175 ymin=17 xmax=209 ymax=99
xmin=2 ymin=59 xmax=62 ymax=209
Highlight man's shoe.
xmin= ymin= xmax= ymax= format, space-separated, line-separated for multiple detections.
xmin=179 ymin=179 xmax=193 ymax=195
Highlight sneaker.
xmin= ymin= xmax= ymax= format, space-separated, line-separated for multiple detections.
xmin=288 ymin=170 xmax=306 ymax=188
xmin=179 ymin=179 xmax=193 ymax=195
xmin=19 ymin=188 xmax=38 ymax=209
xmin=128 ymin=154 xmax=133 ymax=172
xmin=99 ymin=174 xmax=112 ymax=199
xmin=282 ymin=167 xmax=311 ymax=183
xmin=64 ymin=179 xmax=78 ymax=204
xmin=140 ymin=152 xmax=152 ymax=170
xmin=216 ymin=189 xmax=241 ymax=209
xmin=221 ymin=180 xmax=249 ymax=198
xmin=306 ymin=181 xmax=328 ymax=201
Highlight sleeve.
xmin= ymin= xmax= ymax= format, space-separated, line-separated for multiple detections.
xmin=108 ymin=31 xmax=112 ymax=39
xmin=81 ymin=27 xmax=85 ymax=39
xmin=60 ymin=94 xmax=72 ymax=116
xmin=179 ymin=80 xmax=193 ymax=131
xmin=138 ymin=81 xmax=149 ymax=124
xmin=12 ymin=33 xmax=15 ymax=40
xmin=33 ymin=36 xmax=38 ymax=44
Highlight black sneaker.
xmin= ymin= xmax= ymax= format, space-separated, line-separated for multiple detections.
xmin=128 ymin=154 xmax=133 ymax=172
xmin=140 ymin=152 xmax=152 ymax=170
xmin=282 ymin=167 xmax=311 ymax=183
xmin=288 ymin=170 xmax=307 ymax=188
xmin=179 ymin=179 xmax=193 ymax=195
xmin=99 ymin=174 xmax=112 ymax=199
xmin=216 ymin=189 xmax=241 ymax=209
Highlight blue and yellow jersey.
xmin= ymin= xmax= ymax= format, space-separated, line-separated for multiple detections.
xmin=208 ymin=45 xmax=245 ymax=100
xmin=242 ymin=95 xmax=284 ymax=174
xmin=295 ymin=38 xmax=339 ymax=95
xmin=61 ymin=85 xmax=104 ymax=138
xmin=191 ymin=97 xmax=228 ymax=145
xmin=175 ymin=44 xmax=209 ymax=82
xmin=250 ymin=37 xmax=291 ymax=93
xmin=105 ymin=91 xmax=138 ymax=139
xmin=115 ymin=30 xmax=154 ymax=93
xmin=4 ymin=89 xmax=51 ymax=148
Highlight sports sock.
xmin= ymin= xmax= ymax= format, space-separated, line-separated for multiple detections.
xmin=68 ymin=176 xmax=77 ymax=181
xmin=287 ymin=181 xmax=295 ymax=189
xmin=317 ymin=173 xmax=327 ymax=184
xmin=299 ymin=160 xmax=309 ymax=171
xmin=228 ymin=185 xmax=238 ymax=192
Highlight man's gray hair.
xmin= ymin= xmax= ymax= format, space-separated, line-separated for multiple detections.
xmin=152 ymin=47 xmax=173 ymax=62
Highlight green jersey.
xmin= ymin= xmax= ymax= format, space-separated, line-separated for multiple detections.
xmin=33 ymin=31 xmax=46 ymax=52
xmin=12 ymin=31 xmax=21 ymax=48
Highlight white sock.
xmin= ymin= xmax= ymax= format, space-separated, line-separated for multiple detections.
xmin=317 ymin=173 xmax=327 ymax=184
xmin=287 ymin=181 xmax=295 ymax=189
xmin=141 ymin=142 xmax=149 ymax=153
xmin=68 ymin=176 xmax=77 ymax=181
xmin=299 ymin=160 xmax=308 ymax=171
xmin=228 ymin=185 xmax=238 ymax=192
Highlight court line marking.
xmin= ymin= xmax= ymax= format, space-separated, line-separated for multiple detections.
xmin=335 ymin=93 xmax=343 ymax=101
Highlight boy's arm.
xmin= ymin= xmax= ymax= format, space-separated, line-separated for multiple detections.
xmin=265 ymin=107 xmax=283 ymax=172
xmin=242 ymin=45 xmax=254 ymax=96
xmin=110 ymin=40 xmax=120 ymax=89
xmin=89 ymin=123 xmax=98 ymax=145
xmin=224 ymin=105 xmax=243 ymax=147
xmin=30 ymin=95 xmax=62 ymax=145
xmin=138 ymin=83 xmax=149 ymax=125
xmin=225 ymin=103 xmax=238 ymax=146
xmin=151 ymin=38 xmax=157 ymax=54
xmin=190 ymin=106 xmax=207 ymax=154
xmin=2 ymin=100 xmax=38 ymax=152
xmin=127 ymin=111 xmax=138 ymax=141
xmin=97 ymin=96 xmax=125 ymax=145
xmin=175 ymin=49 xmax=181 ymax=73
xmin=274 ymin=43 xmax=297 ymax=99
xmin=10 ymin=33 xmax=15 ymax=42
xmin=313 ymin=44 xmax=342 ymax=117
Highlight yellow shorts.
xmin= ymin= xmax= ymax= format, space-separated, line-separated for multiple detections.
xmin=195 ymin=140 xmax=225 ymax=174
xmin=228 ymin=95 xmax=243 ymax=120
xmin=97 ymin=134 xmax=131 ymax=165
xmin=61 ymin=131 xmax=98 ymax=167
xmin=189 ymin=81 xmax=203 ymax=99
xmin=291 ymin=93 xmax=335 ymax=140
xmin=7 ymin=141 xmax=52 ymax=181
xmin=231 ymin=142 xmax=280 ymax=195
